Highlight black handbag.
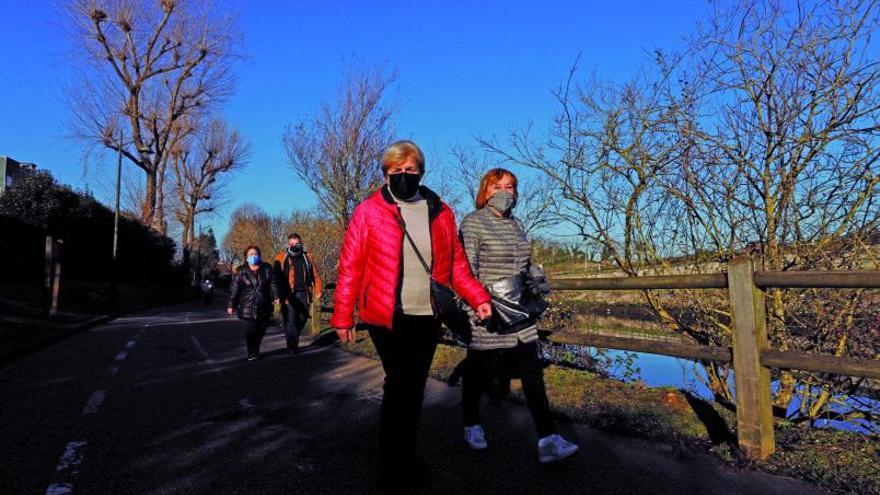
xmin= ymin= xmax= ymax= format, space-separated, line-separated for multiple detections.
xmin=396 ymin=216 xmax=472 ymax=341
xmin=488 ymin=267 xmax=550 ymax=335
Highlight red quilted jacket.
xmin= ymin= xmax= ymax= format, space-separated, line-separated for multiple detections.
xmin=330 ymin=186 xmax=490 ymax=330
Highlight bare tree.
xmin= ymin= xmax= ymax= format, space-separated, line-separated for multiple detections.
xmin=444 ymin=145 xmax=557 ymax=234
xmin=482 ymin=0 xmax=880 ymax=425
xmin=191 ymin=227 xmax=220 ymax=279
xmin=284 ymin=210 xmax=345 ymax=282
xmin=66 ymin=0 xmax=239 ymax=233
xmin=674 ymin=0 xmax=880 ymax=417
xmin=171 ymin=118 xmax=249 ymax=266
xmin=281 ymin=65 xmax=397 ymax=228
xmin=221 ymin=204 xmax=279 ymax=263
xmin=221 ymin=206 xmax=343 ymax=283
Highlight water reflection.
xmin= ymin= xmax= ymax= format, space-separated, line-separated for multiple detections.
xmin=538 ymin=340 xmax=879 ymax=436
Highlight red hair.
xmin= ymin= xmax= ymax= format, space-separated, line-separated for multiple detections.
xmin=475 ymin=168 xmax=518 ymax=209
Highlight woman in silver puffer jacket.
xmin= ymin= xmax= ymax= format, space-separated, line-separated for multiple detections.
xmin=458 ymin=168 xmax=579 ymax=464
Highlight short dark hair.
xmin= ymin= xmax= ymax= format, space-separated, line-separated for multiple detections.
xmin=244 ymin=245 xmax=261 ymax=258
xmin=287 ymin=233 xmax=302 ymax=242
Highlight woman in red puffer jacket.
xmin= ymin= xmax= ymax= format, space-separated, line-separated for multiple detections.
xmin=331 ymin=140 xmax=491 ymax=489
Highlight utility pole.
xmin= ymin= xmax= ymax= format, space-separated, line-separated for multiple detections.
xmin=195 ymin=223 xmax=202 ymax=287
xmin=111 ymin=129 xmax=123 ymax=305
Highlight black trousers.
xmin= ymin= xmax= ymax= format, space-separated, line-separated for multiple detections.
xmin=367 ymin=313 xmax=441 ymax=470
xmin=282 ymin=290 xmax=310 ymax=351
xmin=243 ymin=317 xmax=269 ymax=357
xmin=462 ymin=341 xmax=557 ymax=438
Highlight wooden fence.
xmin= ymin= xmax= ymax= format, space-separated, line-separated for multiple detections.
xmin=315 ymin=257 xmax=880 ymax=460
xmin=311 ymin=282 xmax=337 ymax=334
xmin=553 ymin=257 xmax=879 ymax=460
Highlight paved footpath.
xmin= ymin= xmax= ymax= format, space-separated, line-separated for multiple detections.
xmin=0 ymin=299 xmax=825 ymax=494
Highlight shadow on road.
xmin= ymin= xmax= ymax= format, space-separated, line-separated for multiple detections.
xmin=1 ymin=301 xmax=823 ymax=495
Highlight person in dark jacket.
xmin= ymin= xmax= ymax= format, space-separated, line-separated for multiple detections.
xmin=459 ymin=168 xmax=579 ymax=463
xmin=227 ymin=245 xmax=280 ymax=361
xmin=273 ymin=233 xmax=323 ymax=353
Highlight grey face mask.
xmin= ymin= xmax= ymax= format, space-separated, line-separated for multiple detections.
xmin=487 ymin=190 xmax=516 ymax=214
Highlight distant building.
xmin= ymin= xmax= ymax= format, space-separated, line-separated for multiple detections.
xmin=0 ymin=156 xmax=37 ymax=195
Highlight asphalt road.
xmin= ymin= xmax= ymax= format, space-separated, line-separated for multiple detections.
xmin=0 ymin=299 xmax=825 ymax=495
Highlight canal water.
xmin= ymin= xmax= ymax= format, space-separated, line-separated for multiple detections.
xmin=538 ymin=340 xmax=879 ymax=435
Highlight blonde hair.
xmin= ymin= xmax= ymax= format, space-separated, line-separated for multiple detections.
xmin=381 ymin=140 xmax=425 ymax=175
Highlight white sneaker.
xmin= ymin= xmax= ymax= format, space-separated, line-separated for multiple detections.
xmin=464 ymin=425 xmax=488 ymax=450
xmin=537 ymin=434 xmax=579 ymax=463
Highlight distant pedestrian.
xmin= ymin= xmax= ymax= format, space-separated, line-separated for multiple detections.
xmin=273 ymin=234 xmax=323 ymax=353
xmin=330 ymin=140 xmax=492 ymax=489
xmin=228 ymin=245 xmax=280 ymax=361
xmin=200 ymin=278 xmax=214 ymax=305
xmin=459 ymin=168 xmax=579 ymax=463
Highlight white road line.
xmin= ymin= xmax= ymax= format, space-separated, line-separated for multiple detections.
xmin=190 ymin=334 xmax=215 ymax=364
xmin=125 ymin=340 xmax=136 ymax=349
xmin=239 ymin=398 xmax=254 ymax=411
xmin=114 ymin=351 xmax=127 ymax=361
xmin=108 ymin=366 xmax=119 ymax=377
xmin=45 ymin=483 xmax=73 ymax=495
xmin=82 ymin=390 xmax=106 ymax=416
xmin=46 ymin=440 xmax=87 ymax=494
xmin=55 ymin=440 xmax=87 ymax=471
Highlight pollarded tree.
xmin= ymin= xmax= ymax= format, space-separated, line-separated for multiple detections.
xmin=172 ymin=118 xmax=249 ymax=266
xmin=67 ymin=0 xmax=239 ymax=233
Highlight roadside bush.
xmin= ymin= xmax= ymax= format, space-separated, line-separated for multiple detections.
xmin=0 ymin=169 xmax=181 ymax=285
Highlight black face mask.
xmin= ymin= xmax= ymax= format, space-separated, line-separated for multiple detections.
xmin=388 ymin=172 xmax=421 ymax=200
xmin=288 ymin=244 xmax=304 ymax=257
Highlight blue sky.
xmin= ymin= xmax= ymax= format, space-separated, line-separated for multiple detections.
xmin=0 ymin=0 xmax=712 ymax=242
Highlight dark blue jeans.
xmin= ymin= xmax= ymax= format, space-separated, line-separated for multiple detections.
xmin=283 ymin=290 xmax=310 ymax=351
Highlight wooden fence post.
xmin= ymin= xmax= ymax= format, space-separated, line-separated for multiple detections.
xmin=311 ymin=302 xmax=319 ymax=335
xmin=728 ymin=256 xmax=775 ymax=459
xmin=50 ymin=239 xmax=63 ymax=317
xmin=44 ymin=235 xmax=53 ymax=315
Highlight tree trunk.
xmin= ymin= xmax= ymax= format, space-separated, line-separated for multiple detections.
xmin=153 ymin=161 xmax=167 ymax=234
xmin=142 ymin=170 xmax=157 ymax=229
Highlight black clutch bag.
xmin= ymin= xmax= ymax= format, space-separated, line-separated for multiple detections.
xmin=488 ymin=270 xmax=549 ymax=335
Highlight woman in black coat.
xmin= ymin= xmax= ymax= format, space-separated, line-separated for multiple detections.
xmin=227 ymin=245 xmax=280 ymax=361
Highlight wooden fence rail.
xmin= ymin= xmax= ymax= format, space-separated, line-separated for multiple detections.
xmin=317 ymin=258 xmax=879 ymax=460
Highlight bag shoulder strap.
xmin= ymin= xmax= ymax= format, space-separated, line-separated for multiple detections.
xmin=395 ymin=214 xmax=431 ymax=275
